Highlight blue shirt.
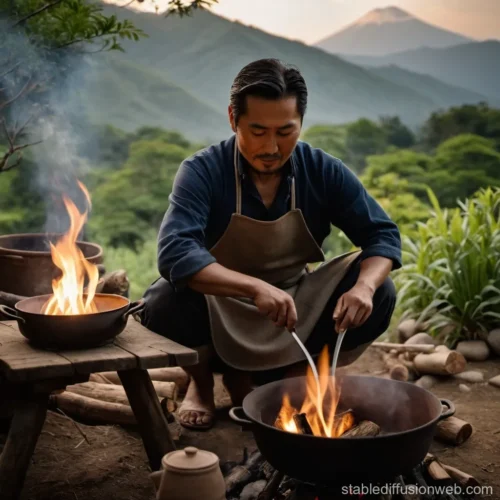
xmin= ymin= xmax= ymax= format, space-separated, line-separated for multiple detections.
xmin=158 ymin=134 xmax=402 ymax=288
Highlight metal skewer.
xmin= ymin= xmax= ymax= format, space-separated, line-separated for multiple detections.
xmin=331 ymin=328 xmax=346 ymax=378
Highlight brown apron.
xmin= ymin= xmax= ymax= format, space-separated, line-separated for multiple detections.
xmin=205 ymin=140 xmax=361 ymax=371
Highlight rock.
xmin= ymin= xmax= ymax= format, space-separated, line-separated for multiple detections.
xmin=405 ymin=332 xmax=436 ymax=346
xmin=415 ymin=375 xmax=438 ymax=390
xmin=488 ymin=375 xmax=500 ymax=389
xmin=487 ymin=329 xmax=500 ymax=355
xmin=459 ymin=384 xmax=471 ymax=393
xmin=453 ymin=370 xmax=484 ymax=383
xmin=397 ymin=319 xmax=418 ymax=342
xmin=456 ymin=340 xmax=490 ymax=361
xmin=239 ymin=480 xmax=267 ymax=500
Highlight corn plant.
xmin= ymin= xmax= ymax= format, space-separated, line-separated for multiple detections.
xmin=394 ymin=187 xmax=500 ymax=345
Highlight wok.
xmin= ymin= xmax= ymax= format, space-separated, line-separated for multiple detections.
xmin=0 ymin=294 xmax=144 ymax=350
xmin=229 ymin=374 xmax=455 ymax=485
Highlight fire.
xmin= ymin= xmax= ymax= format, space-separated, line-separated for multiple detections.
xmin=42 ymin=181 xmax=99 ymax=316
xmin=276 ymin=346 xmax=354 ymax=437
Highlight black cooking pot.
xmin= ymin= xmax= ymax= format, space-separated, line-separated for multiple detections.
xmin=230 ymin=374 xmax=455 ymax=485
xmin=0 ymin=294 xmax=144 ymax=350
xmin=0 ymin=233 xmax=103 ymax=297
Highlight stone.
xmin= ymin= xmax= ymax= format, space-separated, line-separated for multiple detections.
xmin=405 ymin=332 xmax=436 ymax=346
xmin=456 ymin=340 xmax=490 ymax=361
xmin=397 ymin=319 xmax=418 ymax=342
xmin=240 ymin=480 xmax=267 ymax=500
xmin=459 ymin=384 xmax=471 ymax=393
xmin=415 ymin=375 xmax=438 ymax=390
xmin=488 ymin=375 xmax=500 ymax=388
xmin=453 ymin=370 xmax=484 ymax=383
xmin=487 ymin=329 xmax=500 ymax=356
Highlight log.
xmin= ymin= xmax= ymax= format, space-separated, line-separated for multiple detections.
xmin=95 ymin=270 xmax=129 ymax=296
xmin=66 ymin=381 xmax=177 ymax=406
xmin=341 ymin=420 xmax=380 ymax=437
xmin=333 ymin=409 xmax=356 ymax=436
xmin=383 ymin=353 xmax=410 ymax=381
xmin=413 ymin=351 xmax=466 ymax=375
xmin=51 ymin=392 xmax=136 ymax=425
xmin=424 ymin=454 xmax=451 ymax=481
xmin=293 ymin=413 xmax=313 ymax=435
xmin=441 ymin=463 xmax=480 ymax=488
xmin=96 ymin=367 xmax=190 ymax=394
xmin=372 ymin=342 xmax=435 ymax=354
xmin=224 ymin=449 xmax=264 ymax=495
xmin=435 ymin=416 xmax=473 ymax=445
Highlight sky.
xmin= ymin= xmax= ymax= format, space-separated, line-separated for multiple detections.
xmin=108 ymin=0 xmax=500 ymax=44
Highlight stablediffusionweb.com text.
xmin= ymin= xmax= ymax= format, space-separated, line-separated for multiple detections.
xmin=342 ymin=483 xmax=493 ymax=496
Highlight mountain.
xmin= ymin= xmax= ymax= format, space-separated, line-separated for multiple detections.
xmin=76 ymin=5 xmax=486 ymax=142
xmin=81 ymin=57 xmax=229 ymax=141
xmin=344 ymin=41 xmax=500 ymax=102
xmin=365 ymin=65 xmax=487 ymax=108
xmin=315 ymin=6 xmax=471 ymax=56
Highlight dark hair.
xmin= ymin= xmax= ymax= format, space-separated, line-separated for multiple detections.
xmin=229 ymin=58 xmax=308 ymax=125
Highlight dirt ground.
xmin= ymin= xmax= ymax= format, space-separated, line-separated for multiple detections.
xmin=2 ymin=347 xmax=499 ymax=500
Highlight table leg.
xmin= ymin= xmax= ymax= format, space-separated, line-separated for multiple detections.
xmin=0 ymin=394 xmax=49 ymax=500
xmin=118 ymin=369 xmax=176 ymax=470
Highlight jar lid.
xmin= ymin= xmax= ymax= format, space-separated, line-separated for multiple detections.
xmin=164 ymin=447 xmax=218 ymax=472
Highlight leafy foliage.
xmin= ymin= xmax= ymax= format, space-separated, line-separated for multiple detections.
xmin=394 ymin=187 xmax=500 ymax=345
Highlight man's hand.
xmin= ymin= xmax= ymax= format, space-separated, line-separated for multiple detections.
xmin=333 ymin=282 xmax=374 ymax=333
xmin=252 ymin=282 xmax=298 ymax=332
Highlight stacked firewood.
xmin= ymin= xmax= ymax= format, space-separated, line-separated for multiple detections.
xmin=372 ymin=342 xmax=467 ymax=382
xmin=49 ymin=368 xmax=190 ymax=426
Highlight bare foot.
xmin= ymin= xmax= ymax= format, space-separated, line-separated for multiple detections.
xmin=178 ymin=377 xmax=216 ymax=429
xmin=177 ymin=350 xmax=216 ymax=430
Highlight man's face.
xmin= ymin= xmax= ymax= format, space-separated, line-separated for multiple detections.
xmin=229 ymin=95 xmax=301 ymax=175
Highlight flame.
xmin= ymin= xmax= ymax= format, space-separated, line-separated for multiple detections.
xmin=276 ymin=346 xmax=354 ymax=437
xmin=42 ymin=181 xmax=99 ymax=316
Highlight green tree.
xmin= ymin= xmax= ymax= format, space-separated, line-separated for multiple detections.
xmin=379 ymin=115 xmax=415 ymax=149
xmin=0 ymin=0 xmax=216 ymax=172
xmin=428 ymin=134 xmax=500 ymax=206
xmin=88 ymin=137 xmax=190 ymax=249
xmin=345 ymin=118 xmax=387 ymax=170
xmin=301 ymin=124 xmax=348 ymax=160
xmin=419 ymin=103 xmax=500 ymax=151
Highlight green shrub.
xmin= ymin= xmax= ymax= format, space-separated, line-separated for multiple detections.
xmin=395 ymin=186 xmax=500 ymax=346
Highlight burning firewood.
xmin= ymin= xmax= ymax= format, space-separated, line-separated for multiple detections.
xmin=332 ymin=408 xmax=356 ymax=436
xmin=340 ymin=420 xmax=381 ymax=437
xmin=435 ymin=415 xmax=473 ymax=445
xmin=292 ymin=413 xmax=313 ymax=435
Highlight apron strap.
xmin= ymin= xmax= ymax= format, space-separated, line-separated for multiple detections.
xmin=233 ymin=139 xmax=297 ymax=214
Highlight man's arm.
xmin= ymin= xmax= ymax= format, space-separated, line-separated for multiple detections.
xmin=323 ymin=154 xmax=402 ymax=331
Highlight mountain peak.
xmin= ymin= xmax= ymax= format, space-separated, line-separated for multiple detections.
xmin=354 ymin=6 xmax=413 ymax=26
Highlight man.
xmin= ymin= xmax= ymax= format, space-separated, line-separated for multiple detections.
xmin=141 ymin=58 xmax=401 ymax=430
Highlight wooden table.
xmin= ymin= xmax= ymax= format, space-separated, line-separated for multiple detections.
xmin=0 ymin=318 xmax=198 ymax=500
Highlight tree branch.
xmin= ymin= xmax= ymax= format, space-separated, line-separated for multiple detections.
xmin=0 ymin=118 xmax=43 ymax=173
xmin=12 ymin=0 xmax=66 ymax=27
xmin=0 ymin=77 xmax=38 ymax=112
xmin=55 ymin=31 xmax=121 ymax=50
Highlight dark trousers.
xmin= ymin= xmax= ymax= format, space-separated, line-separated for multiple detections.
xmin=140 ymin=259 xmax=396 ymax=382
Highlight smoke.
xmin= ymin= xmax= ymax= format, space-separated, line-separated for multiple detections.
xmin=1 ymin=17 xmax=97 ymax=237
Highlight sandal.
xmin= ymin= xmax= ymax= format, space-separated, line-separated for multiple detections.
xmin=177 ymin=404 xmax=216 ymax=431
